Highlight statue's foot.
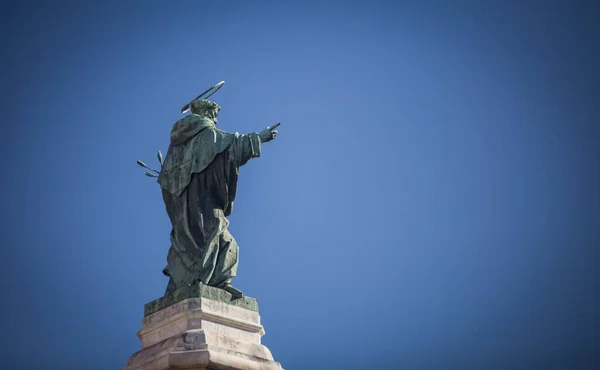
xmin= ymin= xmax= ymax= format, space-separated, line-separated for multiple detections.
xmin=222 ymin=284 xmax=243 ymax=300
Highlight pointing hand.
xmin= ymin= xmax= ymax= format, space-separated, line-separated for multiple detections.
xmin=259 ymin=122 xmax=280 ymax=143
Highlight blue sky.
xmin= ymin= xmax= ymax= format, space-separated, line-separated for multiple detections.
xmin=1 ymin=1 xmax=598 ymax=369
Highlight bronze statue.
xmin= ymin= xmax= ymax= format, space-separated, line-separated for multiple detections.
xmin=137 ymin=81 xmax=279 ymax=299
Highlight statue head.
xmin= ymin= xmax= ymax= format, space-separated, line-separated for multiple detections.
xmin=191 ymin=99 xmax=221 ymax=123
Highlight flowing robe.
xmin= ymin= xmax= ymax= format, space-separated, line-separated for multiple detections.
xmin=157 ymin=114 xmax=261 ymax=294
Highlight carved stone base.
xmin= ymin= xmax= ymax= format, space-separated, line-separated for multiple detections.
xmin=124 ymin=285 xmax=283 ymax=370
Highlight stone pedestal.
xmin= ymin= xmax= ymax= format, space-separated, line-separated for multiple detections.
xmin=124 ymin=284 xmax=283 ymax=370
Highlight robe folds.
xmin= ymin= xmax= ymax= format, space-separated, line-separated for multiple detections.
xmin=157 ymin=114 xmax=261 ymax=294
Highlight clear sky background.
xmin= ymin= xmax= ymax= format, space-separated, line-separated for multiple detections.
xmin=1 ymin=1 xmax=598 ymax=369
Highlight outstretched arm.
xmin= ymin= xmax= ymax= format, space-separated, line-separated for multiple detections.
xmin=229 ymin=132 xmax=261 ymax=168
xmin=229 ymin=123 xmax=280 ymax=167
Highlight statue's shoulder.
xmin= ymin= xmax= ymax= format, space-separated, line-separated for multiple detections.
xmin=214 ymin=127 xmax=233 ymax=136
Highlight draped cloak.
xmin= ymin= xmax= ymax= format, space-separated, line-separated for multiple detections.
xmin=157 ymin=114 xmax=261 ymax=293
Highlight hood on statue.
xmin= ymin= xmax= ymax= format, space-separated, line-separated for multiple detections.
xmin=170 ymin=99 xmax=221 ymax=145
xmin=169 ymin=114 xmax=214 ymax=145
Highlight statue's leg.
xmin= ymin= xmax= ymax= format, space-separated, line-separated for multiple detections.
xmin=170 ymin=177 xmax=223 ymax=288
xmin=209 ymin=229 xmax=242 ymax=298
xmin=166 ymin=245 xmax=199 ymax=290
xmin=191 ymin=235 xmax=221 ymax=285
xmin=163 ymin=190 xmax=204 ymax=290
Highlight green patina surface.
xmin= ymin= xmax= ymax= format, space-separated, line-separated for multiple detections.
xmin=137 ymin=97 xmax=280 ymax=310
xmin=144 ymin=283 xmax=259 ymax=317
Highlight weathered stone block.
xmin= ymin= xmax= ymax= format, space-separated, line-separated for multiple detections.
xmin=124 ymin=285 xmax=283 ymax=370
